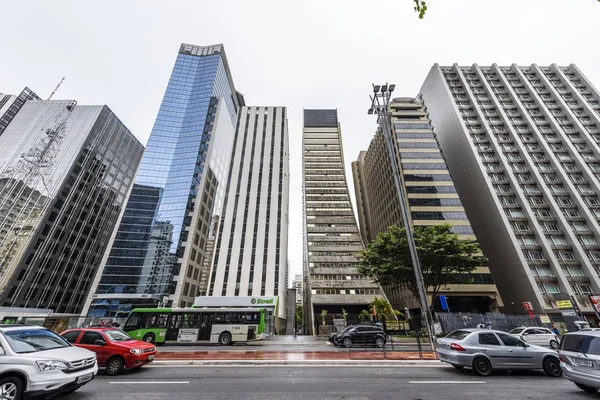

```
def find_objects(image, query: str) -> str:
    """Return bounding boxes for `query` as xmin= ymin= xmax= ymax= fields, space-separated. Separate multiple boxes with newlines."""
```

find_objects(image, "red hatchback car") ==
xmin=60 ymin=328 xmax=156 ymax=375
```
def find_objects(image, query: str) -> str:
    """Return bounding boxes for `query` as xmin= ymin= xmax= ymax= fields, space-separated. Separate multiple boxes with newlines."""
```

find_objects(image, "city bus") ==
xmin=122 ymin=307 xmax=266 ymax=345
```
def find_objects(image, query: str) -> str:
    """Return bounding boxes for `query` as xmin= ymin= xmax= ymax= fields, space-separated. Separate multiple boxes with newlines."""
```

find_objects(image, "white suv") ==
xmin=509 ymin=326 xmax=560 ymax=349
xmin=0 ymin=324 xmax=98 ymax=399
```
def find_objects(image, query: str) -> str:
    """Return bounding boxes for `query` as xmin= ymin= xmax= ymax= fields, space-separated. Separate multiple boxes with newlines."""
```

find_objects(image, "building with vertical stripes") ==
xmin=352 ymin=97 xmax=502 ymax=313
xmin=208 ymin=106 xmax=289 ymax=328
xmin=302 ymin=109 xmax=385 ymax=335
xmin=419 ymin=63 xmax=600 ymax=321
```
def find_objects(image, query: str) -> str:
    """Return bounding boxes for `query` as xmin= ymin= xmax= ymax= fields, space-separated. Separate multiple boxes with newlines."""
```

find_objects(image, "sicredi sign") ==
xmin=193 ymin=296 xmax=278 ymax=308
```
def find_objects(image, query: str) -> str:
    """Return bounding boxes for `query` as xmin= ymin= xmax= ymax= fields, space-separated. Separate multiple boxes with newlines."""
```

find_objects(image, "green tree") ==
xmin=295 ymin=305 xmax=302 ymax=326
xmin=359 ymin=309 xmax=371 ymax=322
xmin=320 ymin=309 xmax=328 ymax=326
xmin=370 ymin=297 xmax=403 ymax=321
xmin=341 ymin=308 xmax=348 ymax=325
xmin=357 ymin=223 xmax=485 ymax=308
xmin=413 ymin=0 xmax=427 ymax=19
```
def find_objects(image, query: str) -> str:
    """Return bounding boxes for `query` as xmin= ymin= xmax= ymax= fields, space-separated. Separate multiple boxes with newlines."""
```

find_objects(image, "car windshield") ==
xmin=509 ymin=328 xmax=525 ymax=334
xmin=104 ymin=330 xmax=133 ymax=342
xmin=445 ymin=330 xmax=471 ymax=340
xmin=4 ymin=329 xmax=70 ymax=354
xmin=561 ymin=334 xmax=600 ymax=355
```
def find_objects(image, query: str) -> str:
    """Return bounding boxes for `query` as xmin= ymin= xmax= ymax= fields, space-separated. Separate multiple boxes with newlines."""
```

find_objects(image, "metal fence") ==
xmin=436 ymin=312 xmax=543 ymax=334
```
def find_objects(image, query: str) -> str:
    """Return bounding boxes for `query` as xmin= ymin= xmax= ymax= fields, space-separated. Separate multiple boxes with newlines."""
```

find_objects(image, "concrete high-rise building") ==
xmin=0 ymin=88 xmax=40 ymax=136
xmin=207 ymin=106 xmax=289 ymax=326
xmin=352 ymin=97 xmax=502 ymax=313
xmin=0 ymin=100 xmax=143 ymax=314
xmin=293 ymin=274 xmax=303 ymax=305
xmin=302 ymin=109 xmax=384 ymax=334
xmin=85 ymin=43 xmax=244 ymax=316
xmin=419 ymin=63 xmax=600 ymax=320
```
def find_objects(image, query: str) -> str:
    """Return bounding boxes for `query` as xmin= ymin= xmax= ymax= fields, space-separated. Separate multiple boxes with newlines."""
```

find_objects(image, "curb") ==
xmin=151 ymin=359 xmax=441 ymax=366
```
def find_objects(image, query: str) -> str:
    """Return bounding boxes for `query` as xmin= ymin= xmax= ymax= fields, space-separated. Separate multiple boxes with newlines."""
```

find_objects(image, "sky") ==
xmin=2 ymin=0 xmax=599 ymax=286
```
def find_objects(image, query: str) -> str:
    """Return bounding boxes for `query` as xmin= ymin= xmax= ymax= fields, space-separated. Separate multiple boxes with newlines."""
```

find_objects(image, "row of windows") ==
xmin=406 ymin=186 xmax=457 ymax=194
xmin=411 ymin=211 xmax=468 ymax=220
xmin=409 ymin=198 xmax=463 ymax=207
xmin=311 ymin=274 xmax=367 ymax=280
xmin=394 ymin=123 xmax=431 ymax=130
xmin=312 ymin=288 xmax=379 ymax=295
xmin=404 ymin=174 xmax=453 ymax=182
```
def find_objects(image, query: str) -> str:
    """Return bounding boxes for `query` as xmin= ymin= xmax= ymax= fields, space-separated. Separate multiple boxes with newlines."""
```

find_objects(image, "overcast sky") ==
xmin=2 ymin=0 xmax=599 ymax=286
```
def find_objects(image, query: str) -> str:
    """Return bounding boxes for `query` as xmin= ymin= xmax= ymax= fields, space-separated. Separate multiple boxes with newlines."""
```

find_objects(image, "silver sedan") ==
xmin=436 ymin=328 xmax=562 ymax=377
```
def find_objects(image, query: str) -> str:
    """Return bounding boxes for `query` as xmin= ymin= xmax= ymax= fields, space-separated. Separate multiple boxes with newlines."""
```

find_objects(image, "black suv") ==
xmin=334 ymin=325 xmax=386 ymax=348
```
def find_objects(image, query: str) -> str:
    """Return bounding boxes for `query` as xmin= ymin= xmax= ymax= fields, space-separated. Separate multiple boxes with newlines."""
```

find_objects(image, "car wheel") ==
xmin=219 ymin=332 xmax=232 ymax=346
xmin=549 ymin=340 xmax=559 ymax=349
xmin=542 ymin=357 xmax=562 ymax=377
xmin=575 ymin=383 xmax=600 ymax=393
xmin=106 ymin=357 xmax=124 ymax=376
xmin=343 ymin=337 xmax=353 ymax=348
xmin=472 ymin=356 xmax=492 ymax=376
xmin=0 ymin=376 xmax=22 ymax=400
xmin=375 ymin=337 xmax=385 ymax=348
xmin=142 ymin=333 xmax=155 ymax=344
xmin=451 ymin=364 xmax=464 ymax=370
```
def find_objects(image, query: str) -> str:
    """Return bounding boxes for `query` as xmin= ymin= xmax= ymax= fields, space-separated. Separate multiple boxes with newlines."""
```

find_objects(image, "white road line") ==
xmin=109 ymin=381 xmax=190 ymax=384
xmin=409 ymin=381 xmax=486 ymax=384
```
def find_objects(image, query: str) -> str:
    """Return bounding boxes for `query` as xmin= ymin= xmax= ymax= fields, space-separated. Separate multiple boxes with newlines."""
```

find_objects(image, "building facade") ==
xmin=352 ymin=97 xmax=502 ymax=313
xmin=207 ymin=106 xmax=289 ymax=327
xmin=292 ymin=274 xmax=303 ymax=305
xmin=302 ymin=109 xmax=384 ymax=335
xmin=0 ymin=100 xmax=143 ymax=314
xmin=0 ymin=88 xmax=40 ymax=136
xmin=419 ymin=63 xmax=600 ymax=320
xmin=85 ymin=43 xmax=244 ymax=316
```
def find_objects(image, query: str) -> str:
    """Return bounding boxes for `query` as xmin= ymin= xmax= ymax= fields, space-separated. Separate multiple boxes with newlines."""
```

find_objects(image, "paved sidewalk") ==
xmin=155 ymin=350 xmax=436 ymax=361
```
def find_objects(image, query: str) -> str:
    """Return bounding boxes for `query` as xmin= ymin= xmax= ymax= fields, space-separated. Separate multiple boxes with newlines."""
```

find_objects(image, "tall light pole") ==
xmin=368 ymin=84 xmax=436 ymax=350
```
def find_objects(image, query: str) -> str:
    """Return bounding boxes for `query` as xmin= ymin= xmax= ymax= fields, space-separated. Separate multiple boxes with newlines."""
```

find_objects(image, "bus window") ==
xmin=143 ymin=313 xmax=169 ymax=329
xmin=124 ymin=313 xmax=141 ymax=330
xmin=182 ymin=313 xmax=201 ymax=329
xmin=246 ymin=313 xmax=260 ymax=324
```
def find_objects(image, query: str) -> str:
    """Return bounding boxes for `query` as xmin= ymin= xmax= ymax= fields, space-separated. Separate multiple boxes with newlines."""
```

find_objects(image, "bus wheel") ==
xmin=143 ymin=333 xmax=155 ymax=344
xmin=219 ymin=332 xmax=232 ymax=346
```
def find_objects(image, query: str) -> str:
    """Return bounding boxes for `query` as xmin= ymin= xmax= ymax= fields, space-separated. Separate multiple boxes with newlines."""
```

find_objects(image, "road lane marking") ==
xmin=409 ymin=381 xmax=486 ymax=384
xmin=109 ymin=381 xmax=190 ymax=384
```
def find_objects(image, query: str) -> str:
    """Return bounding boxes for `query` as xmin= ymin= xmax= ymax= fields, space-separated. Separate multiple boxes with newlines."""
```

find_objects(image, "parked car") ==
xmin=328 ymin=326 xmax=353 ymax=345
xmin=436 ymin=328 xmax=562 ymax=377
xmin=60 ymin=327 xmax=156 ymax=375
xmin=559 ymin=330 xmax=600 ymax=393
xmin=0 ymin=324 xmax=97 ymax=400
xmin=508 ymin=326 xmax=560 ymax=349
xmin=334 ymin=325 xmax=386 ymax=348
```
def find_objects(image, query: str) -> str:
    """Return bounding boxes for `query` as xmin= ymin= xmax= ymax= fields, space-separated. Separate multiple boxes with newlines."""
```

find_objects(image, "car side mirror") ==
xmin=95 ymin=340 xmax=106 ymax=346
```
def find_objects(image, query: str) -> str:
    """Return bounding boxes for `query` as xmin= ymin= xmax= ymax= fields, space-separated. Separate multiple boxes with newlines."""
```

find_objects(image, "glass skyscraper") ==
xmin=85 ymin=43 xmax=244 ymax=316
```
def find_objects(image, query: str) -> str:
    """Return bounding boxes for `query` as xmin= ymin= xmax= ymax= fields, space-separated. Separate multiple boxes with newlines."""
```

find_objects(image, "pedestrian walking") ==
xmin=550 ymin=324 xmax=560 ymax=336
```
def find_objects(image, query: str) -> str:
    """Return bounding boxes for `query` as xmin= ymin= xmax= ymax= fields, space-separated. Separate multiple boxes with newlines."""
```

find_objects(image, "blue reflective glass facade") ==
xmin=90 ymin=44 xmax=240 ymax=313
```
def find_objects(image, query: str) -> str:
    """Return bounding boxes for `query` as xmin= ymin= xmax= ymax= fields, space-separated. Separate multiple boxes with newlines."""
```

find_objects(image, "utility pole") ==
xmin=368 ymin=84 xmax=436 ymax=350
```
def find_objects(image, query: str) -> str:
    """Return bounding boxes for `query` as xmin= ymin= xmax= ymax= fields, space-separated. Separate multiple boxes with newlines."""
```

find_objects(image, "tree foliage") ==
xmin=369 ymin=296 xmax=403 ymax=320
xmin=295 ymin=305 xmax=302 ymax=326
xmin=357 ymin=223 xmax=485 ymax=306
xmin=413 ymin=0 xmax=427 ymax=19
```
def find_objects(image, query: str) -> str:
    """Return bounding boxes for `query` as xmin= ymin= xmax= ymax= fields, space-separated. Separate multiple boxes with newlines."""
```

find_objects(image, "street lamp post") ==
xmin=368 ymin=84 xmax=436 ymax=350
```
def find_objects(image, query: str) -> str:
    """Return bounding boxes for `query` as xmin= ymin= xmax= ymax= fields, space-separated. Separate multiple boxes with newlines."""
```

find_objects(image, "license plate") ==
xmin=77 ymin=373 xmax=93 ymax=384
xmin=573 ymin=358 xmax=594 ymax=367
xmin=147 ymin=355 xmax=155 ymax=361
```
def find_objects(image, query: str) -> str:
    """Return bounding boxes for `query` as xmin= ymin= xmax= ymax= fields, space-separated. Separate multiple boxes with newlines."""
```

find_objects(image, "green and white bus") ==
xmin=122 ymin=307 xmax=266 ymax=345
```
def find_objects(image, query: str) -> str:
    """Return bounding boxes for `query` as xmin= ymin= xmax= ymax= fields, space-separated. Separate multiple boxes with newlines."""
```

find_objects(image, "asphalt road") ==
xmin=63 ymin=365 xmax=591 ymax=400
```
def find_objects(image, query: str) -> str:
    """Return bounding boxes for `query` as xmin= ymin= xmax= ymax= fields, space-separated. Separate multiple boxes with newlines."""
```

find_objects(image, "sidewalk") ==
xmin=155 ymin=350 xmax=437 ymax=361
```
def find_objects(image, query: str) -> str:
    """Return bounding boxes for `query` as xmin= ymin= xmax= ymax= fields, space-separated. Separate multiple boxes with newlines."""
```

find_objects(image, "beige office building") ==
xmin=352 ymin=97 xmax=502 ymax=313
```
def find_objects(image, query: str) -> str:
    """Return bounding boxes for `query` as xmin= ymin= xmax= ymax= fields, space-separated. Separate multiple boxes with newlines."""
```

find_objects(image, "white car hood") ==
xmin=20 ymin=346 xmax=96 ymax=362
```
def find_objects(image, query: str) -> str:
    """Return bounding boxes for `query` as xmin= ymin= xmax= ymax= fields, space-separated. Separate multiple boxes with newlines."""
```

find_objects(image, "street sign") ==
xmin=523 ymin=301 xmax=533 ymax=311
xmin=561 ymin=309 xmax=577 ymax=317
xmin=557 ymin=300 xmax=573 ymax=309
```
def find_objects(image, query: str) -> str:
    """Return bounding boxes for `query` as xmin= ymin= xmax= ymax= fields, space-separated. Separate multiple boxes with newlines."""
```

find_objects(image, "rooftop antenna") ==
xmin=47 ymin=77 xmax=65 ymax=100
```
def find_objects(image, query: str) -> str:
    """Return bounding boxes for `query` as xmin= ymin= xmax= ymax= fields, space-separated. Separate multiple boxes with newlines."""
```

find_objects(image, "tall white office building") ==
xmin=420 ymin=63 xmax=600 ymax=324
xmin=207 ymin=106 xmax=289 ymax=326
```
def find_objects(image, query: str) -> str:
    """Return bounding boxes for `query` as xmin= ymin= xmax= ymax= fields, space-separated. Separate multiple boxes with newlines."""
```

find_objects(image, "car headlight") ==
xmin=36 ymin=360 xmax=69 ymax=371
xmin=130 ymin=348 xmax=144 ymax=355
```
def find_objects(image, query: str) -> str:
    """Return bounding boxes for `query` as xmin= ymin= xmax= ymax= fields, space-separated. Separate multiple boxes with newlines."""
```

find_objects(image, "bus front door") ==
xmin=198 ymin=313 xmax=215 ymax=341
xmin=166 ymin=313 xmax=183 ymax=341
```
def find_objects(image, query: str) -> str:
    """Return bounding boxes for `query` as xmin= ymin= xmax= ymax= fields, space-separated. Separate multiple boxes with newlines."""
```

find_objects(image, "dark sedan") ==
xmin=334 ymin=325 xmax=386 ymax=348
